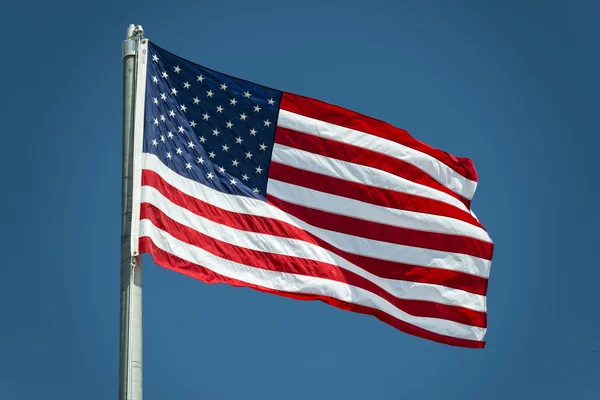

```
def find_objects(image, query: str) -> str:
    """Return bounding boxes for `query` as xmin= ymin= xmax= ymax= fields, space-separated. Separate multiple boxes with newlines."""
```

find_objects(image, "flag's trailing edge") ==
xmin=131 ymin=40 xmax=494 ymax=348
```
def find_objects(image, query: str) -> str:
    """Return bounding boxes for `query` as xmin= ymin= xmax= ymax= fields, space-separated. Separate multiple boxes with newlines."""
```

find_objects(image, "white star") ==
xmin=161 ymin=71 xmax=168 ymax=79
xmin=242 ymin=174 xmax=249 ymax=181
xmin=226 ymin=121 xmax=234 ymax=129
xmin=212 ymin=128 xmax=220 ymax=136
xmin=249 ymin=128 xmax=257 ymax=136
xmin=264 ymin=119 xmax=271 ymax=127
xmin=185 ymin=163 xmax=192 ymax=170
xmin=268 ymin=98 xmax=275 ymax=105
xmin=220 ymin=83 xmax=228 ymax=91
xmin=166 ymin=152 xmax=172 ymax=159
xmin=169 ymin=110 xmax=175 ymax=117
xmin=208 ymin=151 xmax=216 ymax=158
xmin=196 ymin=157 xmax=205 ymax=164
xmin=245 ymin=151 xmax=253 ymax=159
xmin=160 ymin=135 xmax=166 ymax=142
xmin=152 ymin=76 xmax=158 ymax=83
xmin=178 ymin=126 xmax=185 ymax=133
xmin=230 ymin=179 xmax=237 ymax=185
xmin=167 ymin=131 xmax=174 ymax=139
xmin=199 ymin=136 xmax=207 ymax=143
xmin=232 ymin=159 xmax=239 ymax=167
xmin=187 ymin=141 xmax=195 ymax=149
xmin=153 ymin=97 xmax=158 ymax=104
xmin=218 ymin=166 xmax=226 ymax=173
xmin=253 ymin=188 xmax=260 ymax=193
xmin=197 ymin=74 xmax=205 ymax=82
xmin=171 ymin=87 xmax=178 ymax=96
xmin=255 ymin=166 xmax=263 ymax=174
xmin=176 ymin=147 xmax=183 ymax=155
xmin=174 ymin=65 xmax=181 ymax=73
xmin=235 ymin=137 xmax=243 ymax=144
xmin=206 ymin=90 xmax=214 ymax=97
xmin=190 ymin=120 xmax=197 ymax=128
xmin=160 ymin=115 xmax=166 ymax=122
xmin=151 ymin=139 xmax=158 ymax=146
xmin=222 ymin=144 xmax=229 ymax=152
xmin=206 ymin=172 xmax=214 ymax=179
xmin=152 ymin=54 xmax=159 ymax=62
xmin=203 ymin=113 xmax=210 ymax=121
xmin=153 ymin=118 xmax=159 ymax=125
xmin=216 ymin=105 xmax=224 ymax=113
xmin=240 ymin=113 xmax=247 ymax=121
xmin=160 ymin=93 xmax=167 ymax=101
xmin=259 ymin=143 xmax=267 ymax=151
xmin=243 ymin=91 xmax=251 ymax=98
xmin=193 ymin=97 xmax=200 ymax=105
xmin=230 ymin=98 xmax=238 ymax=106
xmin=253 ymin=105 xmax=261 ymax=113
xmin=180 ymin=104 xmax=187 ymax=112
xmin=183 ymin=82 xmax=191 ymax=89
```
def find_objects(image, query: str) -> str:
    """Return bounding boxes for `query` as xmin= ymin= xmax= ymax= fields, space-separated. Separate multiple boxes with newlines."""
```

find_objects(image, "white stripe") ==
xmin=267 ymin=192 xmax=491 ymax=278
xmin=267 ymin=178 xmax=491 ymax=243
xmin=141 ymin=185 xmax=486 ymax=312
xmin=277 ymin=109 xmax=478 ymax=200
xmin=141 ymin=153 xmax=491 ymax=278
xmin=272 ymin=143 xmax=470 ymax=213
xmin=140 ymin=219 xmax=486 ymax=341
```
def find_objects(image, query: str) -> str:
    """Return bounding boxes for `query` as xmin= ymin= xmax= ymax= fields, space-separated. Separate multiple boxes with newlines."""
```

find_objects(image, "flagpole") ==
xmin=120 ymin=24 xmax=143 ymax=400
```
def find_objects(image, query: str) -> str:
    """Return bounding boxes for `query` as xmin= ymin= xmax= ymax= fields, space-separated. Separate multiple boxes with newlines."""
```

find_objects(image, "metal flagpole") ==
xmin=120 ymin=23 xmax=144 ymax=400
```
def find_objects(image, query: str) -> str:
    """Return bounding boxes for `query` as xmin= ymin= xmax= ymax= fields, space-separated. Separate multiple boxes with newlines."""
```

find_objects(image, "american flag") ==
xmin=134 ymin=41 xmax=494 ymax=348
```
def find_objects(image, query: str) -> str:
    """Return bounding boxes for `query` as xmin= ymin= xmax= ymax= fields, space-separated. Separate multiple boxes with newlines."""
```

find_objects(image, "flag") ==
xmin=132 ymin=40 xmax=494 ymax=348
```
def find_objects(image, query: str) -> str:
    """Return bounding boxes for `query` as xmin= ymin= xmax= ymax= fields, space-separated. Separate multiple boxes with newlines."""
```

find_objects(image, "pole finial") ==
xmin=123 ymin=24 xmax=145 ymax=59
xmin=126 ymin=24 xmax=145 ymax=40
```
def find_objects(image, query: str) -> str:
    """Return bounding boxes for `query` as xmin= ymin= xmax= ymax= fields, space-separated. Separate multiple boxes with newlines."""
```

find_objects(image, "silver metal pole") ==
xmin=120 ymin=24 xmax=143 ymax=400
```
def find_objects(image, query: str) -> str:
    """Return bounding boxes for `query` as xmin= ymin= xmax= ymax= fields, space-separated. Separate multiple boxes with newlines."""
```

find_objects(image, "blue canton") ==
xmin=143 ymin=41 xmax=282 ymax=200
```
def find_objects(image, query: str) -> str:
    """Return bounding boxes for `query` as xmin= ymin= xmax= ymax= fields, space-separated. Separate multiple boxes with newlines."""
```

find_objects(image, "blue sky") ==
xmin=1 ymin=0 xmax=598 ymax=399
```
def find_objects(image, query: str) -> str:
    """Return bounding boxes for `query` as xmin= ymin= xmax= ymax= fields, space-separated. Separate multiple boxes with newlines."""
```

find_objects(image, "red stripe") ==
xmin=280 ymin=92 xmax=478 ymax=182
xmin=266 ymin=182 xmax=492 ymax=261
xmin=269 ymin=160 xmax=487 ymax=240
xmin=139 ymin=236 xmax=485 ymax=348
xmin=141 ymin=203 xmax=487 ymax=328
xmin=142 ymin=169 xmax=488 ymax=295
xmin=275 ymin=126 xmax=472 ymax=208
